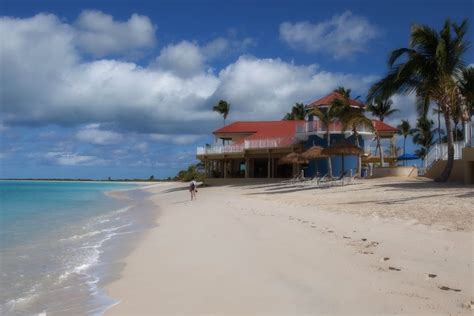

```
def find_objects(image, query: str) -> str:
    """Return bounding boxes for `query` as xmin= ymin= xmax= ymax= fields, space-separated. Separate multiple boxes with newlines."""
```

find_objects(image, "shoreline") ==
xmin=105 ymin=179 xmax=473 ymax=315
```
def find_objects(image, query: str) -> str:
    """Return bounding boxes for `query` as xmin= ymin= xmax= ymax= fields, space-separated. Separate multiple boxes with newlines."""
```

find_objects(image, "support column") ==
xmin=223 ymin=158 xmax=227 ymax=178
xmin=245 ymin=157 xmax=249 ymax=178
xmin=267 ymin=152 xmax=271 ymax=178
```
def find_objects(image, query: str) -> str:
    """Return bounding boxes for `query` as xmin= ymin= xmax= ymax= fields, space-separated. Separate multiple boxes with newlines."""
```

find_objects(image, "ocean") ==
xmin=0 ymin=180 xmax=154 ymax=315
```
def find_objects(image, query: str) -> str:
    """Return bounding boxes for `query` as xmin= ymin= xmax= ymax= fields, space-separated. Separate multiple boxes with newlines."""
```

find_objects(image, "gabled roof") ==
xmin=372 ymin=120 xmax=397 ymax=132
xmin=214 ymin=120 xmax=304 ymax=140
xmin=306 ymin=91 xmax=363 ymax=108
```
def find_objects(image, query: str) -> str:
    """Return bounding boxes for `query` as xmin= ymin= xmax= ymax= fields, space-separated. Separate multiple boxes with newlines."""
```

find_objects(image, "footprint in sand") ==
xmin=380 ymin=257 xmax=390 ymax=262
xmin=310 ymin=225 xmax=316 ymax=228
xmin=426 ymin=273 xmax=437 ymax=279
xmin=462 ymin=300 xmax=473 ymax=310
xmin=362 ymin=251 xmax=374 ymax=255
xmin=389 ymin=266 xmax=402 ymax=271
xmin=327 ymin=230 xmax=334 ymax=233
xmin=365 ymin=241 xmax=379 ymax=248
xmin=438 ymin=285 xmax=461 ymax=292
xmin=361 ymin=238 xmax=367 ymax=241
xmin=343 ymin=236 xmax=351 ymax=239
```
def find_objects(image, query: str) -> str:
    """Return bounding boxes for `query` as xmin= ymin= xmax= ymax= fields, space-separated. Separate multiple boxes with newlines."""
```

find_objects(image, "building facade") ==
xmin=197 ymin=92 xmax=398 ymax=179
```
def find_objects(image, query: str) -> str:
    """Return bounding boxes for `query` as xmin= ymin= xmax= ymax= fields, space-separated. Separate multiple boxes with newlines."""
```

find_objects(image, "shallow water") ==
xmin=0 ymin=181 xmax=154 ymax=315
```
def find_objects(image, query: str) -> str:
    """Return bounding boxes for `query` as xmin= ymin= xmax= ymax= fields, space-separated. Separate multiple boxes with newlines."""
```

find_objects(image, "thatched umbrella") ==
xmin=322 ymin=141 xmax=362 ymax=176
xmin=278 ymin=152 xmax=308 ymax=165
xmin=301 ymin=145 xmax=327 ymax=160
xmin=301 ymin=145 xmax=327 ymax=176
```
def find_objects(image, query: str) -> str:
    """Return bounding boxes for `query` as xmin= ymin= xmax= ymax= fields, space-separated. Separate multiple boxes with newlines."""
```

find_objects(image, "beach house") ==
xmin=197 ymin=91 xmax=398 ymax=180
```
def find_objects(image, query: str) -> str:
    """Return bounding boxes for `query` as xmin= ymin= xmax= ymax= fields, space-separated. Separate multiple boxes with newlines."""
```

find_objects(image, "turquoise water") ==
xmin=0 ymin=181 xmax=144 ymax=315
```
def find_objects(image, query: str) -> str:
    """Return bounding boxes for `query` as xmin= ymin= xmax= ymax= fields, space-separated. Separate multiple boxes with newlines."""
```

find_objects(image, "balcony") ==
xmin=197 ymin=137 xmax=295 ymax=156
xmin=296 ymin=120 xmax=375 ymax=135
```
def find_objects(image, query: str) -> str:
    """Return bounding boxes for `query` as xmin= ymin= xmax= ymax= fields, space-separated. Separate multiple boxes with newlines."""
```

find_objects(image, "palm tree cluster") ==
xmin=413 ymin=117 xmax=439 ymax=167
xmin=368 ymin=96 xmax=399 ymax=164
xmin=283 ymin=103 xmax=307 ymax=120
xmin=367 ymin=19 xmax=472 ymax=182
xmin=309 ymin=87 xmax=374 ymax=177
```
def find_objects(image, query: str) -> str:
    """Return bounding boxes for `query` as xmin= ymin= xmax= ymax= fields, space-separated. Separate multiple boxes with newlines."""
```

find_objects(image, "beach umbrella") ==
xmin=322 ymin=141 xmax=363 ymax=176
xmin=278 ymin=152 xmax=308 ymax=165
xmin=397 ymin=153 xmax=419 ymax=161
xmin=301 ymin=145 xmax=328 ymax=160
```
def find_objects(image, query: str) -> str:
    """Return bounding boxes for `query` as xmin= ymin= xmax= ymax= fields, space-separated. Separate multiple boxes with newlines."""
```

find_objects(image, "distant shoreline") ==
xmin=0 ymin=178 xmax=172 ymax=183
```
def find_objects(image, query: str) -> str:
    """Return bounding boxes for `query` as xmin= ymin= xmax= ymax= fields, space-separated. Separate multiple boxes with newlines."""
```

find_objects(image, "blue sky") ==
xmin=1 ymin=0 xmax=472 ymax=179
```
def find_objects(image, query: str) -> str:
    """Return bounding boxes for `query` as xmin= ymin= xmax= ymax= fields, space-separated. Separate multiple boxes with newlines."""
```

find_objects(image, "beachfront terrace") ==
xmin=295 ymin=120 xmax=375 ymax=137
xmin=196 ymin=137 xmax=296 ymax=156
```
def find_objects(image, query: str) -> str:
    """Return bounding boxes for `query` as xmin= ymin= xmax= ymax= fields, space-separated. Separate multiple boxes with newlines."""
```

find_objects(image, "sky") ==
xmin=1 ymin=0 xmax=473 ymax=179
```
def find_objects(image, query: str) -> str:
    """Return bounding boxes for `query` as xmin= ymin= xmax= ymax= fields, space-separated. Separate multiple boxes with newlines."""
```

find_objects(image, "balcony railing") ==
xmin=424 ymin=141 xmax=465 ymax=171
xmin=296 ymin=120 xmax=374 ymax=134
xmin=196 ymin=137 xmax=295 ymax=155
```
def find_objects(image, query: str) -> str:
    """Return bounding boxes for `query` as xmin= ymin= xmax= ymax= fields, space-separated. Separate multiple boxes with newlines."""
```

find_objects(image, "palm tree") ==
xmin=309 ymin=104 xmax=340 ymax=178
xmin=415 ymin=147 xmax=428 ymax=169
xmin=458 ymin=66 xmax=474 ymax=145
xmin=331 ymin=91 xmax=374 ymax=175
xmin=367 ymin=19 xmax=470 ymax=182
xmin=213 ymin=100 xmax=230 ymax=126
xmin=413 ymin=117 xmax=436 ymax=151
xmin=283 ymin=103 xmax=306 ymax=120
xmin=367 ymin=97 xmax=399 ymax=122
xmin=368 ymin=96 xmax=399 ymax=165
xmin=397 ymin=120 xmax=416 ymax=165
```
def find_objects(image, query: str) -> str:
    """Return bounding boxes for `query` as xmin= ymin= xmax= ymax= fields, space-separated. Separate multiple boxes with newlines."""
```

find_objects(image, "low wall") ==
xmin=371 ymin=166 xmax=418 ymax=178
xmin=463 ymin=147 xmax=474 ymax=184
xmin=204 ymin=178 xmax=288 ymax=186
xmin=425 ymin=160 xmax=465 ymax=182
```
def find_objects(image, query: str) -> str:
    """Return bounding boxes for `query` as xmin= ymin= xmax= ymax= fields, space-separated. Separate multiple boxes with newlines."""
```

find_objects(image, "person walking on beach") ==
xmin=189 ymin=178 xmax=197 ymax=201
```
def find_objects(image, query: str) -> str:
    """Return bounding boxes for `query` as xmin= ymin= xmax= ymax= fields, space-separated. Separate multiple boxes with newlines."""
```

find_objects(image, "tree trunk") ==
xmin=326 ymin=131 xmax=333 ymax=178
xmin=437 ymin=109 xmax=441 ymax=144
xmin=376 ymin=135 xmax=384 ymax=166
xmin=353 ymin=131 xmax=361 ymax=176
xmin=435 ymin=109 xmax=455 ymax=182
xmin=403 ymin=137 xmax=407 ymax=166
xmin=454 ymin=122 xmax=458 ymax=142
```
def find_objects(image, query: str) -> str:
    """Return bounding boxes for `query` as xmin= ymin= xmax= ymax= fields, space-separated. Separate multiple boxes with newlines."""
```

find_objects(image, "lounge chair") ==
xmin=327 ymin=171 xmax=347 ymax=187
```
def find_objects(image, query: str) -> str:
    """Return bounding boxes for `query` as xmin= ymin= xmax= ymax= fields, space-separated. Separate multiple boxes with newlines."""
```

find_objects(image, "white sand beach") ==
xmin=105 ymin=178 xmax=473 ymax=315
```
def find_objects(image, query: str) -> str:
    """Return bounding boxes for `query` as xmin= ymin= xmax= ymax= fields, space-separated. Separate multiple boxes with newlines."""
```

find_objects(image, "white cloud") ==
xmin=45 ymin=151 xmax=105 ymax=166
xmin=280 ymin=11 xmax=379 ymax=58
xmin=150 ymin=134 xmax=202 ymax=145
xmin=154 ymin=40 xmax=206 ymax=77
xmin=201 ymin=36 xmax=255 ymax=60
xmin=135 ymin=142 xmax=149 ymax=152
xmin=75 ymin=10 xmax=156 ymax=56
xmin=76 ymin=124 xmax=123 ymax=145
xmin=1 ymin=13 xmax=378 ymax=138
xmin=214 ymin=56 xmax=377 ymax=120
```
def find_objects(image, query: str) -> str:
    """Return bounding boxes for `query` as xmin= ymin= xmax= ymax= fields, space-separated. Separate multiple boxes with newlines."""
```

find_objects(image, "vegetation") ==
xmin=331 ymin=88 xmax=374 ymax=174
xmin=175 ymin=164 xmax=205 ymax=182
xmin=283 ymin=103 xmax=306 ymax=120
xmin=367 ymin=19 xmax=471 ymax=182
xmin=397 ymin=120 xmax=416 ymax=158
xmin=413 ymin=117 xmax=438 ymax=166
xmin=368 ymin=96 xmax=399 ymax=165
xmin=213 ymin=100 xmax=231 ymax=126
xmin=367 ymin=97 xmax=399 ymax=122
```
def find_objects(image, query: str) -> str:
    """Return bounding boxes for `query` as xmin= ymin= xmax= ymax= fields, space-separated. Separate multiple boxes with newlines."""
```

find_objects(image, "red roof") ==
xmin=213 ymin=119 xmax=396 ymax=142
xmin=372 ymin=120 xmax=397 ymax=132
xmin=214 ymin=121 xmax=304 ymax=141
xmin=307 ymin=91 xmax=363 ymax=108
